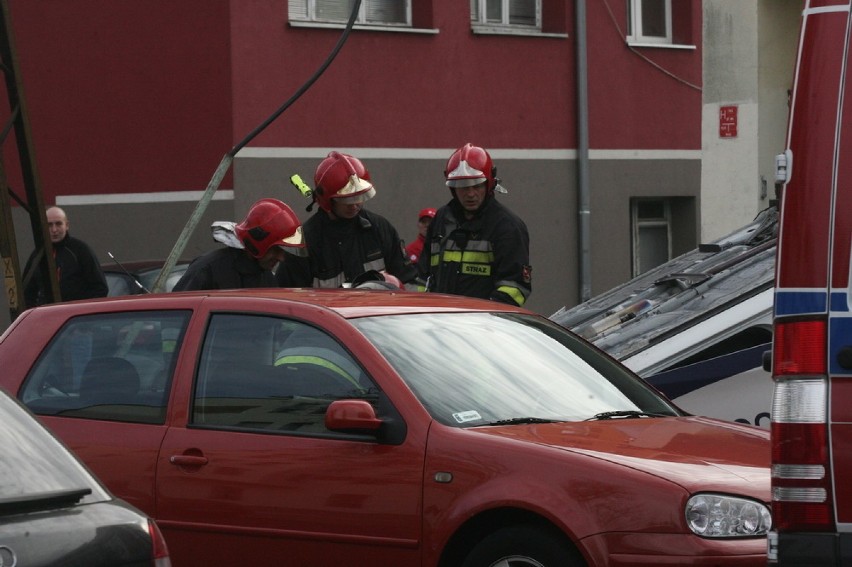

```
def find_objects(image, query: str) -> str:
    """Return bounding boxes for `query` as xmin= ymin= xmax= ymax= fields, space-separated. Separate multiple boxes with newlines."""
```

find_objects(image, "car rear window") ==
xmin=0 ymin=392 xmax=108 ymax=504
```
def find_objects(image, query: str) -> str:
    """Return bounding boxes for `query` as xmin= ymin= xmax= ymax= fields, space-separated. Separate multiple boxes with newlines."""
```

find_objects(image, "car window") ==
xmin=105 ymin=273 xmax=134 ymax=296
xmin=138 ymin=264 xmax=189 ymax=293
xmin=192 ymin=313 xmax=377 ymax=435
xmin=0 ymin=391 xmax=110 ymax=505
xmin=20 ymin=311 xmax=191 ymax=424
xmin=352 ymin=312 xmax=679 ymax=427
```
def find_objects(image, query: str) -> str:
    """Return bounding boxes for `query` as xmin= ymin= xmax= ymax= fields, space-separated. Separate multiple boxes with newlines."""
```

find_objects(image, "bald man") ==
xmin=23 ymin=206 xmax=108 ymax=307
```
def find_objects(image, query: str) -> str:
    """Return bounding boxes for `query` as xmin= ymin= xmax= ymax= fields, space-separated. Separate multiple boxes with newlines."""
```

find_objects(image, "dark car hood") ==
xmin=473 ymin=416 xmax=770 ymax=498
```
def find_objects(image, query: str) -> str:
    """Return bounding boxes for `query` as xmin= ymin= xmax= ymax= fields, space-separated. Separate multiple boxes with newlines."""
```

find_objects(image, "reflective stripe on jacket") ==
xmin=419 ymin=197 xmax=531 ymax=306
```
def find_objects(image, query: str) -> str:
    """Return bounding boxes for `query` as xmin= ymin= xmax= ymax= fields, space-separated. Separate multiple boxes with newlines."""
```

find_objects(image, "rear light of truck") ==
xmin=771 ymin=318 xmax=835 ymax=531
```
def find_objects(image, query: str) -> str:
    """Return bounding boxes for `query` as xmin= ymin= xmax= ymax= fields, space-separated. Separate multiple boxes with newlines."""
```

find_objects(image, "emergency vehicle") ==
xmin=768 ymin=0 xmax=852 ymax=564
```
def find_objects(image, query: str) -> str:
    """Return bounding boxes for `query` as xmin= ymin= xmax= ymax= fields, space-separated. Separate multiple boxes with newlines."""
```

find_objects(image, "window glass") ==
xmin=472 ymin=0 xmax=540 ymax=28
xmin=628 ymin=0 xmax=671 ymax=43
xmin=20 ymin=311 xmax=190 ymax=424
xmin=0 ymin=392 xmax=109 ymax=505
xmin=192 ymin=314 xmax=378 ymax=435
xmin=640 ymin=0 xmax=667 ymax=37
xmin=352 ymin=312 xmax=677 ymax=427
xmin=290 ymin=0 xmax=410 ymax=26
xmin=632 ymin=198 xmax=672 ymax=276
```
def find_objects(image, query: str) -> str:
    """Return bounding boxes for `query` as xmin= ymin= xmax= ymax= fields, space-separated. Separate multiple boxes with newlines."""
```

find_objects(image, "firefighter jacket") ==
xmin=172 ymin=247 xmax=278 ymax=291
xmin=418 ymin=197 xmax=531 ymax=306
xmin=277 ymin=209 xmax=416 ymax=288
xmin=23 ymin=233 xmax=108 ymax=307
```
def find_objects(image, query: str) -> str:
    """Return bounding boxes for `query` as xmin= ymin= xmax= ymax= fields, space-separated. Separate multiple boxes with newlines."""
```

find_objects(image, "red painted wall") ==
xmin=229 ymin=1 xmax=700 ymax=151
xmin=4 ymin=0 xmax=701 ymax=204
xmin=5 ymin=0 xmax=233 ymax=204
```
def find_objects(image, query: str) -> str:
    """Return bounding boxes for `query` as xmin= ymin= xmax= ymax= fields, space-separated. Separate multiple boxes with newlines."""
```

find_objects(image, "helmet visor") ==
xmin=446 ymin=160 xmax=487 ymax=188
xmin=281 ymin=225 xmax=305 ymax=247
xmin=276 ymin=226 xmax=308 ymax=257
xmin=332 ymin=175 xmax=376 ymax=205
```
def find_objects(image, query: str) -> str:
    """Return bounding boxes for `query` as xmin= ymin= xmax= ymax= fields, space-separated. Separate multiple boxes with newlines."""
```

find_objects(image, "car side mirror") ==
xmin=325 ymin=400 xmax=383 ymax=432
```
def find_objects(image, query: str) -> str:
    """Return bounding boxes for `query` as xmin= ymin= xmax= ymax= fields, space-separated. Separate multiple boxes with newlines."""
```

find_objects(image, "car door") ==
xmin=16 ymin=309 xmax=192 ymax=515
xmin=155 ymin=307 xmax=427 ymax=566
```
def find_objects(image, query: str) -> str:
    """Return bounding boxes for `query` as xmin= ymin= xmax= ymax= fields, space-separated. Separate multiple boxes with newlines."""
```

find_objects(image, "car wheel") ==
xmin=461 ymin=525 xmax=584 ymax=567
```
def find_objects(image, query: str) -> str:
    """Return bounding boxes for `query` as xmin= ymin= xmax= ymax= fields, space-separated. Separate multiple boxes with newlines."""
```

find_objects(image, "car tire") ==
xmin=460 ymin=524 xmax=584 ymax=567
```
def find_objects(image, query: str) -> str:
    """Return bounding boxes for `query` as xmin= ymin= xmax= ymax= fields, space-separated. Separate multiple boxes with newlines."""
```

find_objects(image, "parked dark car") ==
xmin=102 ymin=260 xmax=190 ymax=296
xmin=0 ymin=388 xmax=170 ymax=566
xmin=0 ymin=289 xmax=771 ymax=566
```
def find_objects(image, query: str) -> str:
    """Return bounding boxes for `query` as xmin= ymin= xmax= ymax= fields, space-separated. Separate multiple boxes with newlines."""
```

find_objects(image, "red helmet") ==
xmin=445 ymin=143 xmax=497 ymax=193
xmin=234 ymin=198 xmax=305 ymax=258
xmin=418 ymin=207 xmax=437 ymax=220
xmin=313 ymin=152 xmax=376 ymax=212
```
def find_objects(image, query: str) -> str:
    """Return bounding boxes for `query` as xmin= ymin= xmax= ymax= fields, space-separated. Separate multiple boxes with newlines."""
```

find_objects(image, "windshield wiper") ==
xmin=0 ymin=487 xmax=92 ymax=516
xmin=587 ymin=410 xmax=668 ymax=421
xmin=482 ymin=417 xmax=562 ymax=426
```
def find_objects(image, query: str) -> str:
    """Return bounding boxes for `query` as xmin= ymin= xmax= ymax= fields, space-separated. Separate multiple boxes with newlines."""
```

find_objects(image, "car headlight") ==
xmin=685 ymin=494 xmax=772 ymax=537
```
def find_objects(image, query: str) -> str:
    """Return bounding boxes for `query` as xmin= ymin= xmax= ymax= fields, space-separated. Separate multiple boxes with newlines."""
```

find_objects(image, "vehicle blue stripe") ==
xmin=646 ymin=343 xmax=770 ymax=399
xmin=830 ymin=291 xmax=851 ymax=313
xmin=775 ymin=290 xmax=828 ymax=316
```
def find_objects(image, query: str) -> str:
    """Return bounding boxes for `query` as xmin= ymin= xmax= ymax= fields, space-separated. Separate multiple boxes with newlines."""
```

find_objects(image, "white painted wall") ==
xmin=702 ymin=0 xmax=760 ymax=243
xmin=701 ymin=0 xmax=799 ymax=243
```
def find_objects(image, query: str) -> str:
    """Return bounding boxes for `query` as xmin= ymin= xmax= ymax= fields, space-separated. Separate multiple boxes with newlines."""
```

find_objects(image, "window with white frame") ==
xmin=289 ymin=0 xmax=411 ymax=27
xmin=631 ymin=198 xmax=672 ymax=276
xmin=471 ymin=0 xmax=540 ymax=30
xmin=627 ymin=0 xmax=671 ymax=44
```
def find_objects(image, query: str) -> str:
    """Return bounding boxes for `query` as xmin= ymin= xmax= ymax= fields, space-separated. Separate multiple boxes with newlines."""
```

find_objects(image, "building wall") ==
xmin=700 ymin=0 xmax=799 ymax=243
xmin=3 ymin=0 xmax=704 ymax=325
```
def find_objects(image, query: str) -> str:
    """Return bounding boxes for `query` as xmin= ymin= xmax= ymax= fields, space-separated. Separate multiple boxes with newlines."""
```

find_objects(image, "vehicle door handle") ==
xmin=169 ymin=455 xmax=209 ymax=467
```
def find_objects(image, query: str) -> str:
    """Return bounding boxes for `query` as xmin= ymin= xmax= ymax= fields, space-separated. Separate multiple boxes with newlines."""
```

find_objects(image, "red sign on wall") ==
xmin=720 ymin=105 xmax=738 ymax=138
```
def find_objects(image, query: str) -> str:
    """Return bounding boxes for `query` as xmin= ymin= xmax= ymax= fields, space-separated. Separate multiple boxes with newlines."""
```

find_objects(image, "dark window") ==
xmin=191 ymin=313 xmax=378 ymax=435
xmin=20 ymin=311 xmax=190 ymax=424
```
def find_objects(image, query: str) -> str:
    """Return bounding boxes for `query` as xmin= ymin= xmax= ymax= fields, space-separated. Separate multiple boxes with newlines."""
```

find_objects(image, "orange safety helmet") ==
xmin=234 ymin=198 xmax=305 ymax=258
xmin=313 ymin=151 xmax=376 ymax=212
xmin=444 ymin=143 xmax=498 ymax=192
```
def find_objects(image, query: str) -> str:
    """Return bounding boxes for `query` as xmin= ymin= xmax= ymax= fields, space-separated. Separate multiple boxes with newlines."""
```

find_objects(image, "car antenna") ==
xmin=107 ymin=252 xmax=150 ymax=293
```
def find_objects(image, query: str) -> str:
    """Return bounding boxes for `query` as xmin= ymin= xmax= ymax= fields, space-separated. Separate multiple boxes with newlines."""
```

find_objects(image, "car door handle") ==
xmin=169 ymin=455 xmax=209 ymax=467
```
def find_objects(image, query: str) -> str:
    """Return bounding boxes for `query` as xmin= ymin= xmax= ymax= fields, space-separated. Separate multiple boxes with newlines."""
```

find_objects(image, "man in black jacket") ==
xmin=277 ymin=151 xmax=415 ymax=288
xmin=23 ymin=206 xmax=108 ymax=307
xmin=173 ymin=199 xmax=305 ymax=291
xmin=418 ymin=143 xmax=532 ymax=307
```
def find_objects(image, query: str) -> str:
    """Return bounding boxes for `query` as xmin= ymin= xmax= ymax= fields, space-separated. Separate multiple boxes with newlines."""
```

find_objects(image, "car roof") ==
xmin=550 ymin=206 xmax=777 ymax=364
xmin=24 ymin=288 xmax=530 ymax=320
xmin=101 ymin=260 xmax=190 ymax=273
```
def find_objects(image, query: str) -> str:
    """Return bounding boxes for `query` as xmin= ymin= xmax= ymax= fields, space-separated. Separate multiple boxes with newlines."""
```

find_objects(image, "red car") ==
xmin=0 ymin=289 xmax=771 ymax=566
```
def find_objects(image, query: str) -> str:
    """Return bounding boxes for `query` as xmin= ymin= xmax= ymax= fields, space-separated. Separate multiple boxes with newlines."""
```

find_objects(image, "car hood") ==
xmin=473 ymin=416 xmax=770 ymax=498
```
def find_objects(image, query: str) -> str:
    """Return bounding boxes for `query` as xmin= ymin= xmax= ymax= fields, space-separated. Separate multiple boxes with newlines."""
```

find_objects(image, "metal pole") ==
xmin=575 ymin=0 xmax=592 ymax=303
xmin=0 ymin=0 xmax=59 ymax=315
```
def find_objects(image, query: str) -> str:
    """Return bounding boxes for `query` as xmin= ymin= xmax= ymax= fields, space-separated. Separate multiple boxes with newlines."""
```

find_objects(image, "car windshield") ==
xmin=0 ymin=392 xmax=108 ymax=505
xmin=352 ymin=312 xmax=680 ymax=427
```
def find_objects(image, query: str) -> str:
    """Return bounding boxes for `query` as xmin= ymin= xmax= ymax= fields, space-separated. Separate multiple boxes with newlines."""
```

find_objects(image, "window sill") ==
xmin=627 ymin=41 xmax=696 ymax=50
xmin=288 ymin=20 xmax=439 ymax=34
xmin=472 ymin=26 xmax=567 ymax=39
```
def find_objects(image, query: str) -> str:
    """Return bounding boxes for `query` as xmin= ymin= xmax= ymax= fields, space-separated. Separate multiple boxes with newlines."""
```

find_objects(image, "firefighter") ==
xmin=277 ymin=151 xmax=416 ymax=288
xmin=418 ymin=143 xmax=532 ymax=306
xmin=173 ymin=198 xmax=305 ymax=291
